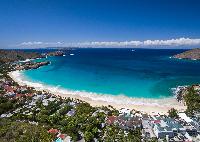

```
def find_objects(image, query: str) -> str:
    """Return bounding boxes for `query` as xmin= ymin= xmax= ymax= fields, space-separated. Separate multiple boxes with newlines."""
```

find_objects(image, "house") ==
xmin=153 ymin=118 xmax=186 ymax=139
xmin=15 ymin=93 xmax=25 ymax=98
xmin=170 ymin=132 xmax=192 ymax=142
xmin=190 ymin=118 xmax=200 ymax=134
xmin=4 ymin=85 xmax=15 ymax=92
xmin=42 ymin=99 xmax=49 ymax=106
xmin=26 ymin=93 xmax=33 ymax=97
xmin=0 ymin=113 xmax=13 ymax=118
xmin=153 ymin=123 xmax=174 ymax=138
xmin=55 ymin=137 xmax=63 ymax=142
xmin=0 ymin=114 xmax=7 ymax=118
xmin=5 ymin=91 xmax=15 ymax=97
xmin=48 ymin=128 xmax=59 ymax=135
xmin=56 ymin=134 xmax=70 ymax=142
xmin=178 ymin=113 xmax=192 ymax=123
xmin=117 ymin=115 xmax=142 ymax=130
xmin=183 ymin=125 xmax=197 ymax=136
xmin=142 ymin=119 xmax=156 ymax=138
xmin=119 ymin=108 xmax=131 ymax=116
xmin=68 ymin=102 xmax=76 ymax=107
xmin=106 ymin=116 xmax=116 ymax=125
xmin=67 ymin=109 xmax=75 ymax=117
xmin=178 ymin=114 xmax=198 ymax=136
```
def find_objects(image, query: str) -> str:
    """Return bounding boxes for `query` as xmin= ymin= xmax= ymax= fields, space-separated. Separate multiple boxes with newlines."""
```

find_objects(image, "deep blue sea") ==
xmin=22 ymin=48 xmax=200 ymax=99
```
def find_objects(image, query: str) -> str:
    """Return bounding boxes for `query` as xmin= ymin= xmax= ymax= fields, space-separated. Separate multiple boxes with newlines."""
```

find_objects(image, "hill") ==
xmin=173 ymin=48 xmax=200 ymax=60
xmin=0 ymin=50 xmax=43 ymax=64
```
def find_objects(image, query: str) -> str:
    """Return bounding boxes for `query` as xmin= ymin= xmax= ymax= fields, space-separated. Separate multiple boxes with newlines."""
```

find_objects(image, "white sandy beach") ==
xmin=8 ymin=70 xmax=187 ymax=115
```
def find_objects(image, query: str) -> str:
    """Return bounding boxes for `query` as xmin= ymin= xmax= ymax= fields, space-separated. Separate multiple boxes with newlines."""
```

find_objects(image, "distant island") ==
xmin=45 ymin=50 xmax=64 ymax=56
xmin=173 ymin=48 xmax=200 ymax=60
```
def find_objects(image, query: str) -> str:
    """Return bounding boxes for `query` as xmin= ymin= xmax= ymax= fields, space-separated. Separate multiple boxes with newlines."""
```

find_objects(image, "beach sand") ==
xmin=8 ymin=70 xmax=187 ymax=115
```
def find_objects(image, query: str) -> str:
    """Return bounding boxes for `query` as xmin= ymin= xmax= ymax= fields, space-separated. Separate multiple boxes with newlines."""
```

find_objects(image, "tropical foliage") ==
xmin=184 ymin=86 xmax=200 ymax=116
xmin=0 ymin=119 xmax=53 ymax=142
xmin=168 ymin=108 xmax=178 ymax=118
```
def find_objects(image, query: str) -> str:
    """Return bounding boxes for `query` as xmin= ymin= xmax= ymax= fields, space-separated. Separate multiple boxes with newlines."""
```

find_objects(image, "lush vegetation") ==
xmin=168 ymin=108 xmax=178 ymax=118
xmin=184 ymin=87 xmax=200 ymax=116
xmin=0 ymin=90 xmax=142 ymax=141
xmin=0 ymin=49 xmax=42 ymax=64
xmin=0 ymin=119 xmax=53 ymax=142
xmin=0 ymin=96 xmax=18 ymax=115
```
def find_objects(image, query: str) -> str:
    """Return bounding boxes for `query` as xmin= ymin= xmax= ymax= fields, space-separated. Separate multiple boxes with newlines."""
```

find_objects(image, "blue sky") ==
xmin=0 ymin=0 xmax=200 ymax=48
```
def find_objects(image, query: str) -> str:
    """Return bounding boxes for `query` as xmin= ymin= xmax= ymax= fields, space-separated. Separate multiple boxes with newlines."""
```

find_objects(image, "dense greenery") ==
xmin=3 ymin=95 xmax=142 ymax=141
xmin=168 ymin=108 xmax=178 ymax=118
xmin=184 ymin=87 xmax=200 ymax=116
xmin=0 ymin=96 xmax=17 ymax=115
xmin=0 ymin=49 xmax=42 ymax=64
xmin=0 ymin=119 xmax=53 ymax=142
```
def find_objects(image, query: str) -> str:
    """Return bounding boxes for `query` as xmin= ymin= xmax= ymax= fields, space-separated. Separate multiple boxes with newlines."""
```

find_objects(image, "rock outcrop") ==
xmin=173 ymin=48 xmax=200 ymax=60
xmin=14 ymin=61 xmax=50 ymax=70
xmin=46 ymin=51 xmax=64 ymax=56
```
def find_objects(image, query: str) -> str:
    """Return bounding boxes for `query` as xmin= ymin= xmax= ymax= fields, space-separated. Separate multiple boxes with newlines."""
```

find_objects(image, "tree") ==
xmin=184 ymin=86 xmax=200 ymax=116
xmin=84 ymin=131 xmax=94 ymax=142
xmin=0 ymin=119 xmax=53 ymax=142
xmin=168 ymin=108 xmax=178 ymax=118
xmin=59 ymin=105 xmax=72 ymax=115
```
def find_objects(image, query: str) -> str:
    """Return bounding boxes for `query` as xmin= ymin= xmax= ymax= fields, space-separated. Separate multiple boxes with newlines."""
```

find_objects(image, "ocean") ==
xmin=21 ymin=48 xmax=200 ymax=99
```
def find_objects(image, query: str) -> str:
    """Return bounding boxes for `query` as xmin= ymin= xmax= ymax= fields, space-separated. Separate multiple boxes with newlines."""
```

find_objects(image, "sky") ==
xmin=0 ymin=0 xmax=200 ymax=48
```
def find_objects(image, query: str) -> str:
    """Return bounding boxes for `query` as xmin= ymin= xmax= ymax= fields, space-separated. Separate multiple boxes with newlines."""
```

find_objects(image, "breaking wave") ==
xmin=8 ymin=70 xmax=181 ymax=108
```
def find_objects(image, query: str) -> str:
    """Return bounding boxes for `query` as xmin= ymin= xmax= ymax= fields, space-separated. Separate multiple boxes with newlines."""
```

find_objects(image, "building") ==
xmin=153 ymin=117 xmax=186 ymax=139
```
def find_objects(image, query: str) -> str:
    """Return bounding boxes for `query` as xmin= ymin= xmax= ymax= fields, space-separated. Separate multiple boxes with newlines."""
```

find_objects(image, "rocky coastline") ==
xmin=172 ymin=84 xmax=200 ymax=104
xmin=172 ymin=85 xmax=188 ymax=103
xmin=173 ymin=48 xmax=200 ymax=60
xmin=45 ymin=51 xmax=64 ymax=57
xmin=12 ymin=61 xmax=50 ymax=71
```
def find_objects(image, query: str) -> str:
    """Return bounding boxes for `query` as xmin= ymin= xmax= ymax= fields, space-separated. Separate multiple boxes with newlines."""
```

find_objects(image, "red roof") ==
xmin=4 ymin=85 xmax=14 ymax=92
xmin=59 ymin=134 xmax=66 ymax=139
xmin=107 ymin=116 xmax=116 ymax=125
xmin=154 ymin=120 xmax=161 ymax=124
xmin=16 ymin=94 xmax=24 ymax=98
xmin=48 ymin=128 xmax=59 ymax=134
xmin=26 ymin=93 xmax=33 ymax=97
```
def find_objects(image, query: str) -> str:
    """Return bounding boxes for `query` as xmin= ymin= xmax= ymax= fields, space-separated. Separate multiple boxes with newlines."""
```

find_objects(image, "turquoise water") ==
xmin=22 ymin=48 xmax=200 ymax=99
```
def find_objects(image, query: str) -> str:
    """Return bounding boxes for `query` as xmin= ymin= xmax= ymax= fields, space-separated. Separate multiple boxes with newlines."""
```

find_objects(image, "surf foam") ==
xmin=8 ymin=70 xmax=183 ymax=109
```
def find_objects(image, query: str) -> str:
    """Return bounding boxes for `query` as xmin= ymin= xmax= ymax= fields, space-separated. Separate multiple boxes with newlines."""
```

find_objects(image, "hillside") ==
xmin=0 ymin=50 xmax=43 ymax=64
xmin=173 ymin=48 xmax=200 ymax=60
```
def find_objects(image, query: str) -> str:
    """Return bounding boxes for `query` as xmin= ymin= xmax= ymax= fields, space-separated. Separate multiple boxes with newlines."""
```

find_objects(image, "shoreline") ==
xmin=8 ymin=70 xmax=187 ymax=115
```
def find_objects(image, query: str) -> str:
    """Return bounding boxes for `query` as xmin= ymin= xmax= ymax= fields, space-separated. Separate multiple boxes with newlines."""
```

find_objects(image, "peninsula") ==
xmin=0 ymin=49 xmax=43 ymax=63
xmin=173 ymin=48 xmax=200 ymax=60
xmin=45 ymin=51 xmax=64 ymax=56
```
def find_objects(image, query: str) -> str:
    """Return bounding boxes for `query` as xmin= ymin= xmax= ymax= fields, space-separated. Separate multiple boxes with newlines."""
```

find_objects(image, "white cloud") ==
xmin=76 ymin=40 xmax=143 ymax=47
xmin=18 ymin=41 xmax=63 ymax=47
xmin=143 ymin=38 xmax=200 ymax=46
xmin=76 ymin=38 xmax=200 ymax=47
xmin=17 ymin=38 xmax=200 ymax=48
